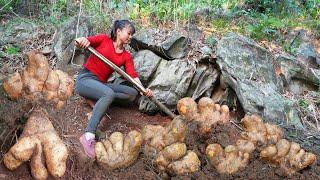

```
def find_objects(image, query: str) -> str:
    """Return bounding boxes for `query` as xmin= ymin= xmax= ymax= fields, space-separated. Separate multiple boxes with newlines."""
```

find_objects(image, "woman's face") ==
xmin=117 ymin=26 xmax=133 ymax=45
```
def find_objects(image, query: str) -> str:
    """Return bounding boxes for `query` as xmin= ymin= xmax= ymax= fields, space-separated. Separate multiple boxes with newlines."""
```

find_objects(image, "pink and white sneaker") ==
xmin=79 ymin=134 xmax=96 ymax=158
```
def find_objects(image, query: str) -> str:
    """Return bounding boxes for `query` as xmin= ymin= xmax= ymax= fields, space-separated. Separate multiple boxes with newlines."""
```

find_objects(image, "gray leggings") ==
xmin=76 ymin=68 xmax=138 ymax=133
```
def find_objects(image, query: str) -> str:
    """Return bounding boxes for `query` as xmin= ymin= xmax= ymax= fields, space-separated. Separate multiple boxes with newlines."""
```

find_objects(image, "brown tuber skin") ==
xmin=21 ymin=51 xmax=49 ymax=100
xmin=142 ymin=117 xmax=200 ymax=175
xmin=95 ymin=130 xmax=143 ymax=170
xmin=155 ymin=143 xmax=187 ymax=171
xmin=155 ymin=143 xmax=201 ymax=175
xmin=177 ymin=97 xmax=230 ymax=134
xmin=3 ymin=72 xmax=23 ymax=100
xmin=260 ymin=139 xmax=317 ymax=175
xmin=3 ymin=50 xmax=74 ymax=109
xmin=206 ymin=114 xmax=316 ymax=175
xmin=206 ymin=144 xmax=250 ymax=174
xmin=3 ymin=109 xmax=68 ymax=180
xmin=142 ymin=116 xmax=187 ymax=157
xmin=240 ymin=114 xmax=283 ymax=146
xmin=177 ymin=97 xmax=198 ymax=121
xmin=167 ymin=150 xmax=201 ymax=175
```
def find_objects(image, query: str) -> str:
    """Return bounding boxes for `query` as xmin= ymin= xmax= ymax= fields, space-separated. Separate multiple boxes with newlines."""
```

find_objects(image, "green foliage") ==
xmin=247 ymin=15 xmax=285 ymax=41
xmin=298 ymin=99 xmax=310 ymax=110
xmin=212 ymin=18 xmax=229 ymax=30
xmin=0 ymin=0 xmax=20 ymax=13
xmin=4 ymin=46 xmax=20 ymax=55
xmin=83 ymin=0 xmax=112 ymax=33
xmin=125 ymin=0 xmax=218 ymax=22
xmin=2 ymin=0 xmax=319 ymax=45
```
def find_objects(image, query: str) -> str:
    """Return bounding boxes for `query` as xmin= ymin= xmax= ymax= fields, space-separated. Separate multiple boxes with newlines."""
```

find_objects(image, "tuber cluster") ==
xmin=260 ymin=139 xmax=317 ymax=175
xmin=142 ymin=116 xmax=187 ymax=157
xmin=3 ymin=50 xmax=74 ymax=109
xmin=95 ymin=130 xmax=143 ymax=170
xmin=142 ymin=117 xmax=201 ymax=175
xmin=154 ymin=142 xmax=201 ymax=176
xmin=206 ymin=114 xmax=316 ymax=175
xmin=206 ymin=143 xmax=250 ymax=174
xmin=4 ymin=109 xmax=68 ymax=180
xmin=177 ymin=97 xmax=230 ymax=134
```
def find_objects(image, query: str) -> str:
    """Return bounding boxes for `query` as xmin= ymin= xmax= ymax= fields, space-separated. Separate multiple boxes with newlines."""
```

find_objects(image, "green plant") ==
xmin=247 ymin=15 xmax=284 ymax=41
xmin=5 ymin=46 xmax=20 ymax=55
xmin=0 ymin=0 xmax=20 ymax=13
xmin=212 ymin=18 xmax=229 ymax=30
xmin=298 ymin=99 xmax=310 ymax=109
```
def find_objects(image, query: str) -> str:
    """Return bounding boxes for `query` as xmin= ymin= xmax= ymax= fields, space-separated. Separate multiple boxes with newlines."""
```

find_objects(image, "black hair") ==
xmin=110 ymin=20 xmax=135 ymax=41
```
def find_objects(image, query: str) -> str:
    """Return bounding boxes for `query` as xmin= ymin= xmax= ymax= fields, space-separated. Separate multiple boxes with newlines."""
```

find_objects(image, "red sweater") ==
xmin=84 ymin=34 xmax=138 ymax=82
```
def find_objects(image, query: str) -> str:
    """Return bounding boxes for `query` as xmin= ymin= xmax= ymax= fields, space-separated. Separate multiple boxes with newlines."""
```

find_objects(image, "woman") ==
xmin=75 ymin=20 xmax=152 ymax=158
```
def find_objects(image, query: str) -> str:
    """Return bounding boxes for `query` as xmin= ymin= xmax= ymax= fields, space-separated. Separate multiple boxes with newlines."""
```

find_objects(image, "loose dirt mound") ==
xmin=0 ymin=92 xmax=319 ymax=179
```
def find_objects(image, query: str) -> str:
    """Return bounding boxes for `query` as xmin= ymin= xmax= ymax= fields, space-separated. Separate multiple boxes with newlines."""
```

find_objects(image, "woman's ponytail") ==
xmin=110 ymin=20 xmax=135 ymax=41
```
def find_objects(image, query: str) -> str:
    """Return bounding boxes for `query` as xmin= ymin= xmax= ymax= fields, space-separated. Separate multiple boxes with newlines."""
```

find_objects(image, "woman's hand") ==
xmin=144 ymin=88 xmax=153 ymax=97
xmin=134 ymin=78 xmax=153 ymax=97
xmin=75 ymin=37 xmax=90 ymax=48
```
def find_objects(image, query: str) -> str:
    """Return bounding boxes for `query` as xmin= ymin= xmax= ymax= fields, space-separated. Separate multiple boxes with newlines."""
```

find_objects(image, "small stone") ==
xmin=200 ymin=46 xmax=213 ymax=55
xmin=41 ymin=46 xmax=52 ymax=55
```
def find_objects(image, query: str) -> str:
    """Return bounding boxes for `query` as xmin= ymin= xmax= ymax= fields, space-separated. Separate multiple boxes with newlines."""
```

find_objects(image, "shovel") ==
xmin=78 ymin=43 xmax=176 ymax=119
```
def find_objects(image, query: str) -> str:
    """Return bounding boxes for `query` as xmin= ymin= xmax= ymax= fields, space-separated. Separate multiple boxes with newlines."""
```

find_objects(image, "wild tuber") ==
xmin=3 ymin=109 xmax=68 ymax=180
xmin=3 ymin=50 xmax=74 ymax=109
xmin=95 ymin=130 xmax=142 ymax=170
xmin=142 ymin=116 xmax=187 ymax=157
xmin=206 ymin=114 xmax=317 ymax=175
xmin=155 ymin=143 xmax=200 ymax=175
xmin=177 ymin=97 xmax=230 ymax=134
xmin=240 ymin=114 xmax=282 ymax=145
xmin=3 ymin=72 xmax=23 ymax=100
xmin=142 ymin=117 xmax=200 ymax=175
xmin=206 ymin=144 xmax=250 ymax=174
xmin=260 ymin=139 xmax=317 ymax=175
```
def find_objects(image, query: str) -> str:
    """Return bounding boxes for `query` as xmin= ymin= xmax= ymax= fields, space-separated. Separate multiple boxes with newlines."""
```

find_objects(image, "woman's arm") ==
xmin=75 ymin=34 xmax=107 ymax=48
xmin=124 ymin=53 xmax=153 ymax=97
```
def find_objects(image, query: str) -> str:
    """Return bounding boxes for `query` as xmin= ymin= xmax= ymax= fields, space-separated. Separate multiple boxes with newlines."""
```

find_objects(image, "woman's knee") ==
xmin=97 ymin=90 xmax=115 ymax=107
xmin=128 ymin=89 xmax=138 ymax=101
xmin=101 ymin=88 xmax=115 ymax=100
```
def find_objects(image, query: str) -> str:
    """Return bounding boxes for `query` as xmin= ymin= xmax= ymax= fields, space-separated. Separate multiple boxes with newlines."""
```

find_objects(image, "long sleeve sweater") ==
xmin=83 ymin=34 xmax=138 ymax=82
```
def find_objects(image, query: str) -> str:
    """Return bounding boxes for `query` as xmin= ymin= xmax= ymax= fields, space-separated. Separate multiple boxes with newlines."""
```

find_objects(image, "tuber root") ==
xmin=3 ymin=109 xmax=68 ymax=180
xmin=260 ymin=139 xmax=317 ymax=175
xmin=166 ymin=150 xmax=201 ymax=175
xmin=142 ymin=117 xmax=200 ymax=175
xmin=240 ymin=114 xmax=282 ymax=146
xmin=3 ymin=72 xmax=23 ymax=100
xmin=155 ymin=143 xmax=200 ymax=176
xmin=95 ymin=130 xmax=142 ymax=170
xmin=206 ymin=144 xmax=250 ymax=174
xmin=3 ymin=50 xmax=74 ymax=109
xmin=177 ymin=97 xmax=230 ymax=134
xmin=142 ymin=116 xmax=187 ymax=157
xmin=206 ymin=114 xmax=317 ymax=175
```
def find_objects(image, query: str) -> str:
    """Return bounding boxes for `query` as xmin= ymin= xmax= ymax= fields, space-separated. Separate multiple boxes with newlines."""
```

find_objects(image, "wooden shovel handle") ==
xmin=77 ymin=41 xmax=176 ymax=119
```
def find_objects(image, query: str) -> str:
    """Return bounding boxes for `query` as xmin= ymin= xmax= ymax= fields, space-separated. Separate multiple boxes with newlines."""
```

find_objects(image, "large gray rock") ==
xmin=139 ymin=59 xmax=195 ymax=114
xmin=287 ymin=29 xmax=320 ymax=66
xmin=53 ymin=16 xmax=93 ymax=70
xmin=275 ymin=54 xmax=319 ymax=94
xmin=217 ymin=33 xmax=302 ymax=128
xmin=130 ymin=29 xmax=188 ymax=60
xmin=133 ymin=50 xmax=162 ymax=85
xmin=186 ymin=63 xmax=219 ymax=99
